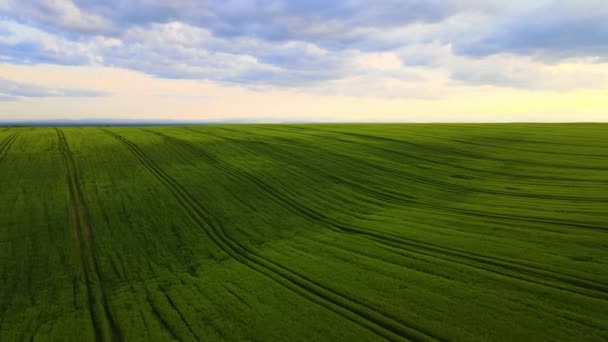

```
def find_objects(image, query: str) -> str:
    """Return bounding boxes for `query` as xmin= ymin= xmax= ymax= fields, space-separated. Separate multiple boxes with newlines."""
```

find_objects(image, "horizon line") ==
xmin=1 ymin=119 xmax=607 ymax=127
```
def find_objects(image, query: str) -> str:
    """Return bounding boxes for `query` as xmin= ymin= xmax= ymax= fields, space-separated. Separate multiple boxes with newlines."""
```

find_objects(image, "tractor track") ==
xmin=243 ymin=125 xmax=608 ymax=202
xmin=102 ymin=128 xmax=437 ymax=342
xmin=170 ymin=128 xmax=608 ymax=301
xmin=0 ymin=133 xmax=18 ymax=164
xmin=197 ymin=126 xmax=608 ymax=231
xmin=220 ymin=125 xmax=608 ymax=184
xmin=56 ymin=129 xmax=122 ymax=342
xmin=285 ymin=125 xmax=608 ymax=171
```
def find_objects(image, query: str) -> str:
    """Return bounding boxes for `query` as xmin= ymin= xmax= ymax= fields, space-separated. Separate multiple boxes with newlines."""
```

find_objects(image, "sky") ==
xmin=0 ymin=0 xmax=607 ymax=122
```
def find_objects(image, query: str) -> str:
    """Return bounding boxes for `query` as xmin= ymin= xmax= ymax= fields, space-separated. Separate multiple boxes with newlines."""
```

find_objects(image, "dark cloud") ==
xmin=0 ymin=78 xmax=110 ymax=98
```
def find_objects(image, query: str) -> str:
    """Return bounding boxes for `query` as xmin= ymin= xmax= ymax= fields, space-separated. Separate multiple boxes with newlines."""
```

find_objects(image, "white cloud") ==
xmin=0 ymin=77 xmax=109 ymax=98
xmin=0 ymin=1 xmax=607 ymax=122
xmin=3 ymin=0 xmax=109 ymax=33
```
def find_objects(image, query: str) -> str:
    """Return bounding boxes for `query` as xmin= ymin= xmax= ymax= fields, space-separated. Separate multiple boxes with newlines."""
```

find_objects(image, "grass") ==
xmin=0 ymin=123 xmax=606 ymax=341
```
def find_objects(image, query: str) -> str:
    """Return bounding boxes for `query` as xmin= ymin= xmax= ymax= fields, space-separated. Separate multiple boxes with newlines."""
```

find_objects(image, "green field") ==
xmin=0 ymin=124 xmax=607 ymax=341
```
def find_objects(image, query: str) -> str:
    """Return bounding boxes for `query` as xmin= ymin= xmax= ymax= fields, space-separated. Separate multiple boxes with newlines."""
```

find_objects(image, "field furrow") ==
xmin=172 ymin=127 xmax=608 ymax=297
xmin=196 ymin=126 xmax=608 ymax=230
xmin=56 ymin=129 xmax=121 ymax=342
xmin=0 ymin=133 xmax=18 ymax=163
xmin=102 ymin=128 xmax=437 ymax=341
xmin=1 ymin=124 xmax=606 ymax=341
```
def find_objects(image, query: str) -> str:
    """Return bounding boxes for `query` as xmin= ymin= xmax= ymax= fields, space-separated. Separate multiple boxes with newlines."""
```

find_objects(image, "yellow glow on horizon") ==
xmin=0 ymin=63 xmax=606 ymax=122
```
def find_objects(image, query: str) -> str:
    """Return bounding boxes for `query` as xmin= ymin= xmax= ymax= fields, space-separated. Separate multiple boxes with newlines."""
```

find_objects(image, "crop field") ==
xmin=0 ymin=124 xmax=607 ymax=341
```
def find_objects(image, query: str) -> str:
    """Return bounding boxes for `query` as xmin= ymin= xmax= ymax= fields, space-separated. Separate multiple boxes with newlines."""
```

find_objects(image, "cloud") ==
xmin=1 ymin=1 xmax=477 ymax=87
xmin=1 ymin=1 xmax=607 ymax=93
xmin=64 ymin=0 xmax=476 ymax=41
xmin=0 ymin=20 xmax=102 ymax=65
xmin=2 ymin=0 xmax=109 ymax=34
xmin=449 ymin=55 xmax=608 ymax=91
xmin=452 ymin=1 xmax=608 ymax=61
xmin=0 ymin=78 xmax=109 ymax=98
xmin=0 ymin=19 xmax=357 ymax=87
xmin=0 ymin=94 xmax=17 ymax=101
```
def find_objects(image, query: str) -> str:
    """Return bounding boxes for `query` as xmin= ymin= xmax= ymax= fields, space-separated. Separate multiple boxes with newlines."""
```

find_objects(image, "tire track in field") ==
xmin=0 ymin=133 xmax=18 ymax=164
xmin=231 ymin=141 xmax=608 ymax=299
xmin=209 ymin=127 xmax=608 ymax=232
xmin=254 ymin=125 xmax=608 ymax=203
xmin=190 ymin=126 xmax=607 ymax=235
xmin=221 ymin=125 xmax=608 ymax=186
xmin=245 ymin=137 xmax=608 ymax=232
xmin=255 ymin=124 xmax=574 ymax=189
xmin=476 ymin=134 xmax=608 ymax=149
xmin=182 ymin=128 xmax=608 ymax=282
xmin=56 ymin=129 xmax=121 ymax=342
xmin=102 ymin=128 xmax=436 ymax=342
xmin=289 ymin=125 xmax=608 ymax=171
xmin=204 ymin=127 xmax=608 ymax=224
xmin=315 ymin=125 xmax=608 ymax=158
xmin=184 ymin=128 xmax=426 ymax=209
xmin=175 ymin=128 xmax=608 ymax=301
xmin=146 ymin=294 xmax=182 ymax=341
xmin=174 ymin=128 xmax=416 ymax=206
xmin=147 ymin=282 xmax=201 ymax=342
xmin=149 ymin=128 xmax=608 ymax=303
xmin=436 ymin=134 xmax=608 ymax=158
xmin=163 ymin=291 xmax=201 ymax=341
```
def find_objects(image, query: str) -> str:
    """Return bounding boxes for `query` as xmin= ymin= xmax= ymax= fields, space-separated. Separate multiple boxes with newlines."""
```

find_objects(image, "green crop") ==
xmin=0 ymin=124 xmax=606 ymax=341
